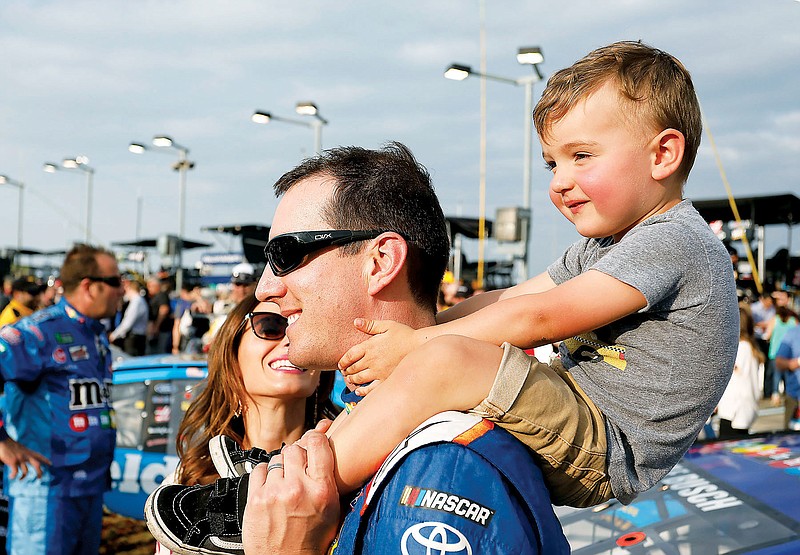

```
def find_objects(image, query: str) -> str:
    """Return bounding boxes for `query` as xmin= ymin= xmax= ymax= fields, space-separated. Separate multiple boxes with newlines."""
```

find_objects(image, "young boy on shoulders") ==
xmin=334 ymin=40 xmax=739 ymax=507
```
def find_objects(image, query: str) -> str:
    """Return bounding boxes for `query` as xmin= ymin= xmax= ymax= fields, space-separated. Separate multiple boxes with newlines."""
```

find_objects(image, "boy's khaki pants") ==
xmin=471 ymin=343 xmax=613 ymax=507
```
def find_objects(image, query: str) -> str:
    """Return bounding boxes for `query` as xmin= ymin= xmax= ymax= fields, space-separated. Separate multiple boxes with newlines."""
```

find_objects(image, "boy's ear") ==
xmin=364 ymin=233 xmax=408 ymax=297
xmin=651 ymin=128 xmax=685 ymax=181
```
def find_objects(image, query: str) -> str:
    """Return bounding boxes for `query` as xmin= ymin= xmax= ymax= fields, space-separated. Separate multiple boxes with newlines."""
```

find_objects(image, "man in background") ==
xmin=0 ymin=277 xmax=43 ymax=328
xmin=0 ymin=244 xmax=122 ymax=554
xmin=147 ymin=277 xmax=174 ymax=354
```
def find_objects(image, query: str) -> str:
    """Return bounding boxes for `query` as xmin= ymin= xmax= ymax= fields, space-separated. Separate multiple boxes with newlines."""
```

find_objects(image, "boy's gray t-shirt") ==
xmin=547 ymin=199 xmax=738 ymax=504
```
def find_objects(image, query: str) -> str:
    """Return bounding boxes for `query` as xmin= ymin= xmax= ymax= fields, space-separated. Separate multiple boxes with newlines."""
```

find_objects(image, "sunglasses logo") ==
xmin=313 ymin=233 xmax=333 ymax=240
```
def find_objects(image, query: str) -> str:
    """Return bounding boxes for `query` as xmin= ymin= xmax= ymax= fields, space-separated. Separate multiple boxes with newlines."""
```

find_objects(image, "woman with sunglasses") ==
xmin=154 ymin=295 xmax=339 ymax=552
xmin=165 ymin=294 xmax=338 ymax=487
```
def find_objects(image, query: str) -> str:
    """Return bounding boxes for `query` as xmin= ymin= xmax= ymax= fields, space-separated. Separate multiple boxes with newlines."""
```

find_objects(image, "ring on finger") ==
xmin=267 ymin=462 xmax=284 ymax=472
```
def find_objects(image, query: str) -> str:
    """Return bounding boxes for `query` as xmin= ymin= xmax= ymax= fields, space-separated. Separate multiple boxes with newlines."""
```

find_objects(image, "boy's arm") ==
xmin=435 ymin=271 xmax=556 ymax=324
xmin=340 ymin=270 xmax=645 ymax=389
xmin=422 ymin=269 xmax=647 ymax=349
xmin=435 ymin=288 xmax=504 ymax=323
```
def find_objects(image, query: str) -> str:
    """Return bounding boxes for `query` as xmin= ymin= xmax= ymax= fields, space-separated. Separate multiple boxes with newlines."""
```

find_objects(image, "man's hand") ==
xmin=0 ymin=438 xmax=51 ymax=480
xmin=242 ymin=430 xmax=340 ymax=554
xmin=338 ymin=319 xmax=423 ymax=395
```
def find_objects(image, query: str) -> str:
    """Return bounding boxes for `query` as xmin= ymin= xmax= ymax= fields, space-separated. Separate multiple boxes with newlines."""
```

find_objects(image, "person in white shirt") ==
xmin=110 ymin=277 xmax=150 ymax=356
xmin=717 ymin=305 xmax=766 ymax=439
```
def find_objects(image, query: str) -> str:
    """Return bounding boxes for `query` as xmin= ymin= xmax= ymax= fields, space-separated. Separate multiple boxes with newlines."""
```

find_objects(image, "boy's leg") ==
xmin=327 ymin=335 xmax=503 ymax=493
xmin=471 ymin=343 xmax=612 ymax=508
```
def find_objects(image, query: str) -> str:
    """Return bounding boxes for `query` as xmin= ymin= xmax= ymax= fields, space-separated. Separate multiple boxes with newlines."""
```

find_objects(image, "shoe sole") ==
xmin=145 ymin=483 xmax=245 ymax=555
xmin=145 ymin=486 xmax=193 ymax=554
xmin=145 ymin=486 xmax=221 ymax=555
xmin=209 ymin=435 xmax=238 ymax=478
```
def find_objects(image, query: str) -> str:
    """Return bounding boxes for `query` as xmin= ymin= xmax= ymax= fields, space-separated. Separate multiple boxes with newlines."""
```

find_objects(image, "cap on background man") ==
xmin=0 ymin=276 xmax=44 ymax=327
xmin=230 ymin=262 xmax=257 ymax=303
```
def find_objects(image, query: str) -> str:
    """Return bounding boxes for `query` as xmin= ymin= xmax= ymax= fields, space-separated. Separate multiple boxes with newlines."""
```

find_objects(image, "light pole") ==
xmin=445 ymin=46 xmax=545 ymax=281
xmin=43 ymin=156 xmax=95 ymax=242
xmin=0 ymin=175 xmax=24 ymax=251
xmin=251 ymin=101 xmax=329 ymax=154
xmin=129 ymin=136 xmax=194 ymax=290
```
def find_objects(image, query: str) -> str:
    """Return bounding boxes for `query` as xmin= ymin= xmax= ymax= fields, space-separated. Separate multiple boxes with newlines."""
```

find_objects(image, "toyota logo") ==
xmin=401 ymin=521 xmax=472 ymax=555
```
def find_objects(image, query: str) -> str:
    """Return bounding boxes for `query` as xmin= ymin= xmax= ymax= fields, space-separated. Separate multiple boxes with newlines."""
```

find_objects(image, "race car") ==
xmin=557 ymin=431 xmax=800 ymax=554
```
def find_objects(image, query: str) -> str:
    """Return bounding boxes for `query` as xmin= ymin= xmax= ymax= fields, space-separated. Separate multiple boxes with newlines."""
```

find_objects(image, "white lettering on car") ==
xmin=661 ymin=465 xmax=742 ymax=512
xmin=110 ymin=453 xmax=179 ymax=495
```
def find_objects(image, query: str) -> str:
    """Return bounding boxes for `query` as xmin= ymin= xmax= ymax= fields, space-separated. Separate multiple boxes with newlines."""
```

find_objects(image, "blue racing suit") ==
xmin=330 ymin=411 xmax=569 ymax=554
xmin=0 ymin=299 xmax=116 ymax=554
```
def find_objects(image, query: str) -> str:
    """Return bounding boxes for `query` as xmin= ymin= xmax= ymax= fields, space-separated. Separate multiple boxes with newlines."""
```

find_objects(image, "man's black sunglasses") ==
xmin=86 ymin=275 xmax=122 ymax=287
xmin=244 ymin=312 xmax=289 ymax=340
xmin=263 ymin=230 xmax=389 ymax=277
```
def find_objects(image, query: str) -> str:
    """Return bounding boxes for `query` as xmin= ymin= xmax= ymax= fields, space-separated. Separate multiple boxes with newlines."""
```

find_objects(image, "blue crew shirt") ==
xmin=0 ymin=299 xmax=116 ymax=498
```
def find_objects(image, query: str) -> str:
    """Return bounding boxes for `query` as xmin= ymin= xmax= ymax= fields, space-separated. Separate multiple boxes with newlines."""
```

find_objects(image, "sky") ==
xmin=0 ymin=0 xmax=798 ymax=281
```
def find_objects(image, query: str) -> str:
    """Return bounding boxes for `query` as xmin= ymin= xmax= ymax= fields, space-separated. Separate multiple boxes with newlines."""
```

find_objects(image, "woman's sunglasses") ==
xmin=263 ymin=230 xmax=389 ymax=277
xmin=244 ymin=312 xmax=289 ymax=340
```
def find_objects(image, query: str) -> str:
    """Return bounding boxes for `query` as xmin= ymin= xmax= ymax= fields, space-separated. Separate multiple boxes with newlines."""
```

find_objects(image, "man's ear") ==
xmin=651 ymin=128 xmax=685 ymax=181
xmin=364 ymin=233 xmax=408 ymax=297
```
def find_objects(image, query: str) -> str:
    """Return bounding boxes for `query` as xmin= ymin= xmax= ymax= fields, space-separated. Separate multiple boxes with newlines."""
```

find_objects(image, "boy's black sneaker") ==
xmin=209 ymin=434 xmax=282 ymax=478
xmin=145 ymin=474 xmax=249 ymax=555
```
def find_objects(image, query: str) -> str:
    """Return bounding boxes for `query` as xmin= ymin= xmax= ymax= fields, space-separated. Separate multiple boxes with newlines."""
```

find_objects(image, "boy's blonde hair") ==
xmin=533 ymin=41 xmax=702 ymax=184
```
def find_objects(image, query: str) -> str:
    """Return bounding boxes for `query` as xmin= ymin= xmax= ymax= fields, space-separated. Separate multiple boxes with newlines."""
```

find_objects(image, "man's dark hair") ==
xmin=59 ymin=243 xmax=116 ymax=294
xmin=274 ymin=142 xmax=450 ymax=312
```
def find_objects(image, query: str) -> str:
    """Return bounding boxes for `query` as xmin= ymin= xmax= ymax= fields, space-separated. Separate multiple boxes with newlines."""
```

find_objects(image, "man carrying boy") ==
xmin=146 ymin=40 xmax=738 ymax=552
xmin=337 ymin=40 xmax=739 ymax=507
xmin=147 ymin=143 xmax=569 ymax=554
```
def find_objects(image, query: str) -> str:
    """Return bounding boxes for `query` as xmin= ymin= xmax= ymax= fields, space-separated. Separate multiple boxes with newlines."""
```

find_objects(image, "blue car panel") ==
xmin=105 ymin=355 xmax=208 ymax=519
xmin=557 ymin=432 xmax=800 ymax=554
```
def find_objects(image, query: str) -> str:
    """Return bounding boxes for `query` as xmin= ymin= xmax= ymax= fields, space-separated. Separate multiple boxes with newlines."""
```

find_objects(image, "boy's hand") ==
xmin=338 ymin=319 xmax=421 ymax=393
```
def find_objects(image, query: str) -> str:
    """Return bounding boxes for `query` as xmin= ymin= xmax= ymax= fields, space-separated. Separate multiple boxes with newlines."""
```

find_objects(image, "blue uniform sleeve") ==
xmin=0 ymin=324 xmax=47 ymax=384
xmin=340 ymin=443 xmax=551 ymax=554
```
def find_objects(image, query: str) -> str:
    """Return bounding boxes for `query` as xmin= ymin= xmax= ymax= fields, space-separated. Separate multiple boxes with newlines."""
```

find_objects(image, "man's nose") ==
xmin=255 ymin=266 xmax=286 ymax=302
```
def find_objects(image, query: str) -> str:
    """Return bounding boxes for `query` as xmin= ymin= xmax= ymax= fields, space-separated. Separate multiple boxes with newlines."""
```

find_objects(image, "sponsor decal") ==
xmin=55 ymin=332 xmax=74 ymax=344
xmin=0 ymin=327 xmax=22 ymax=346
xmin=29 ymin=325 xmax=44 ymax=342
xmin=147 ymin=426 xmax=171 ymax=435
xmin=401 ymin=521 xmax=472 ymax=555
xmin=0 ymin=343 xmax=5 ymax=353
xmin=65 ymin=305 xmax=83 ymax=322
xmin=69 ymin=344 xmax=90 ymax=362
xmin=399 ymin=486 xmax=494 ymax=527
xmin=30 ymin=311 xmax=50 ymax=323
xmin=73 ymin=470 xmax=88 ymax=480
xmin=661 ymin=464 xmax=742 ymax=512
xmin=151 ymin=395 xmax=172 ymax=405
xmin=100 ymin=410 xmax=112 ymax=429
xmin=53 ymin=347 xmax=68 ymax=364
xmin=146 ymin=437 xmax=169 ymax=448
xmin=154 ymin=405 xmax=171 ymax=423
xmin=69 ymin=378 xmax=111 ymax=410
xmin=70 ymin=413 xmax=89 ymax=432
xmin=153 ymin=383 xmax=174 ymax=394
